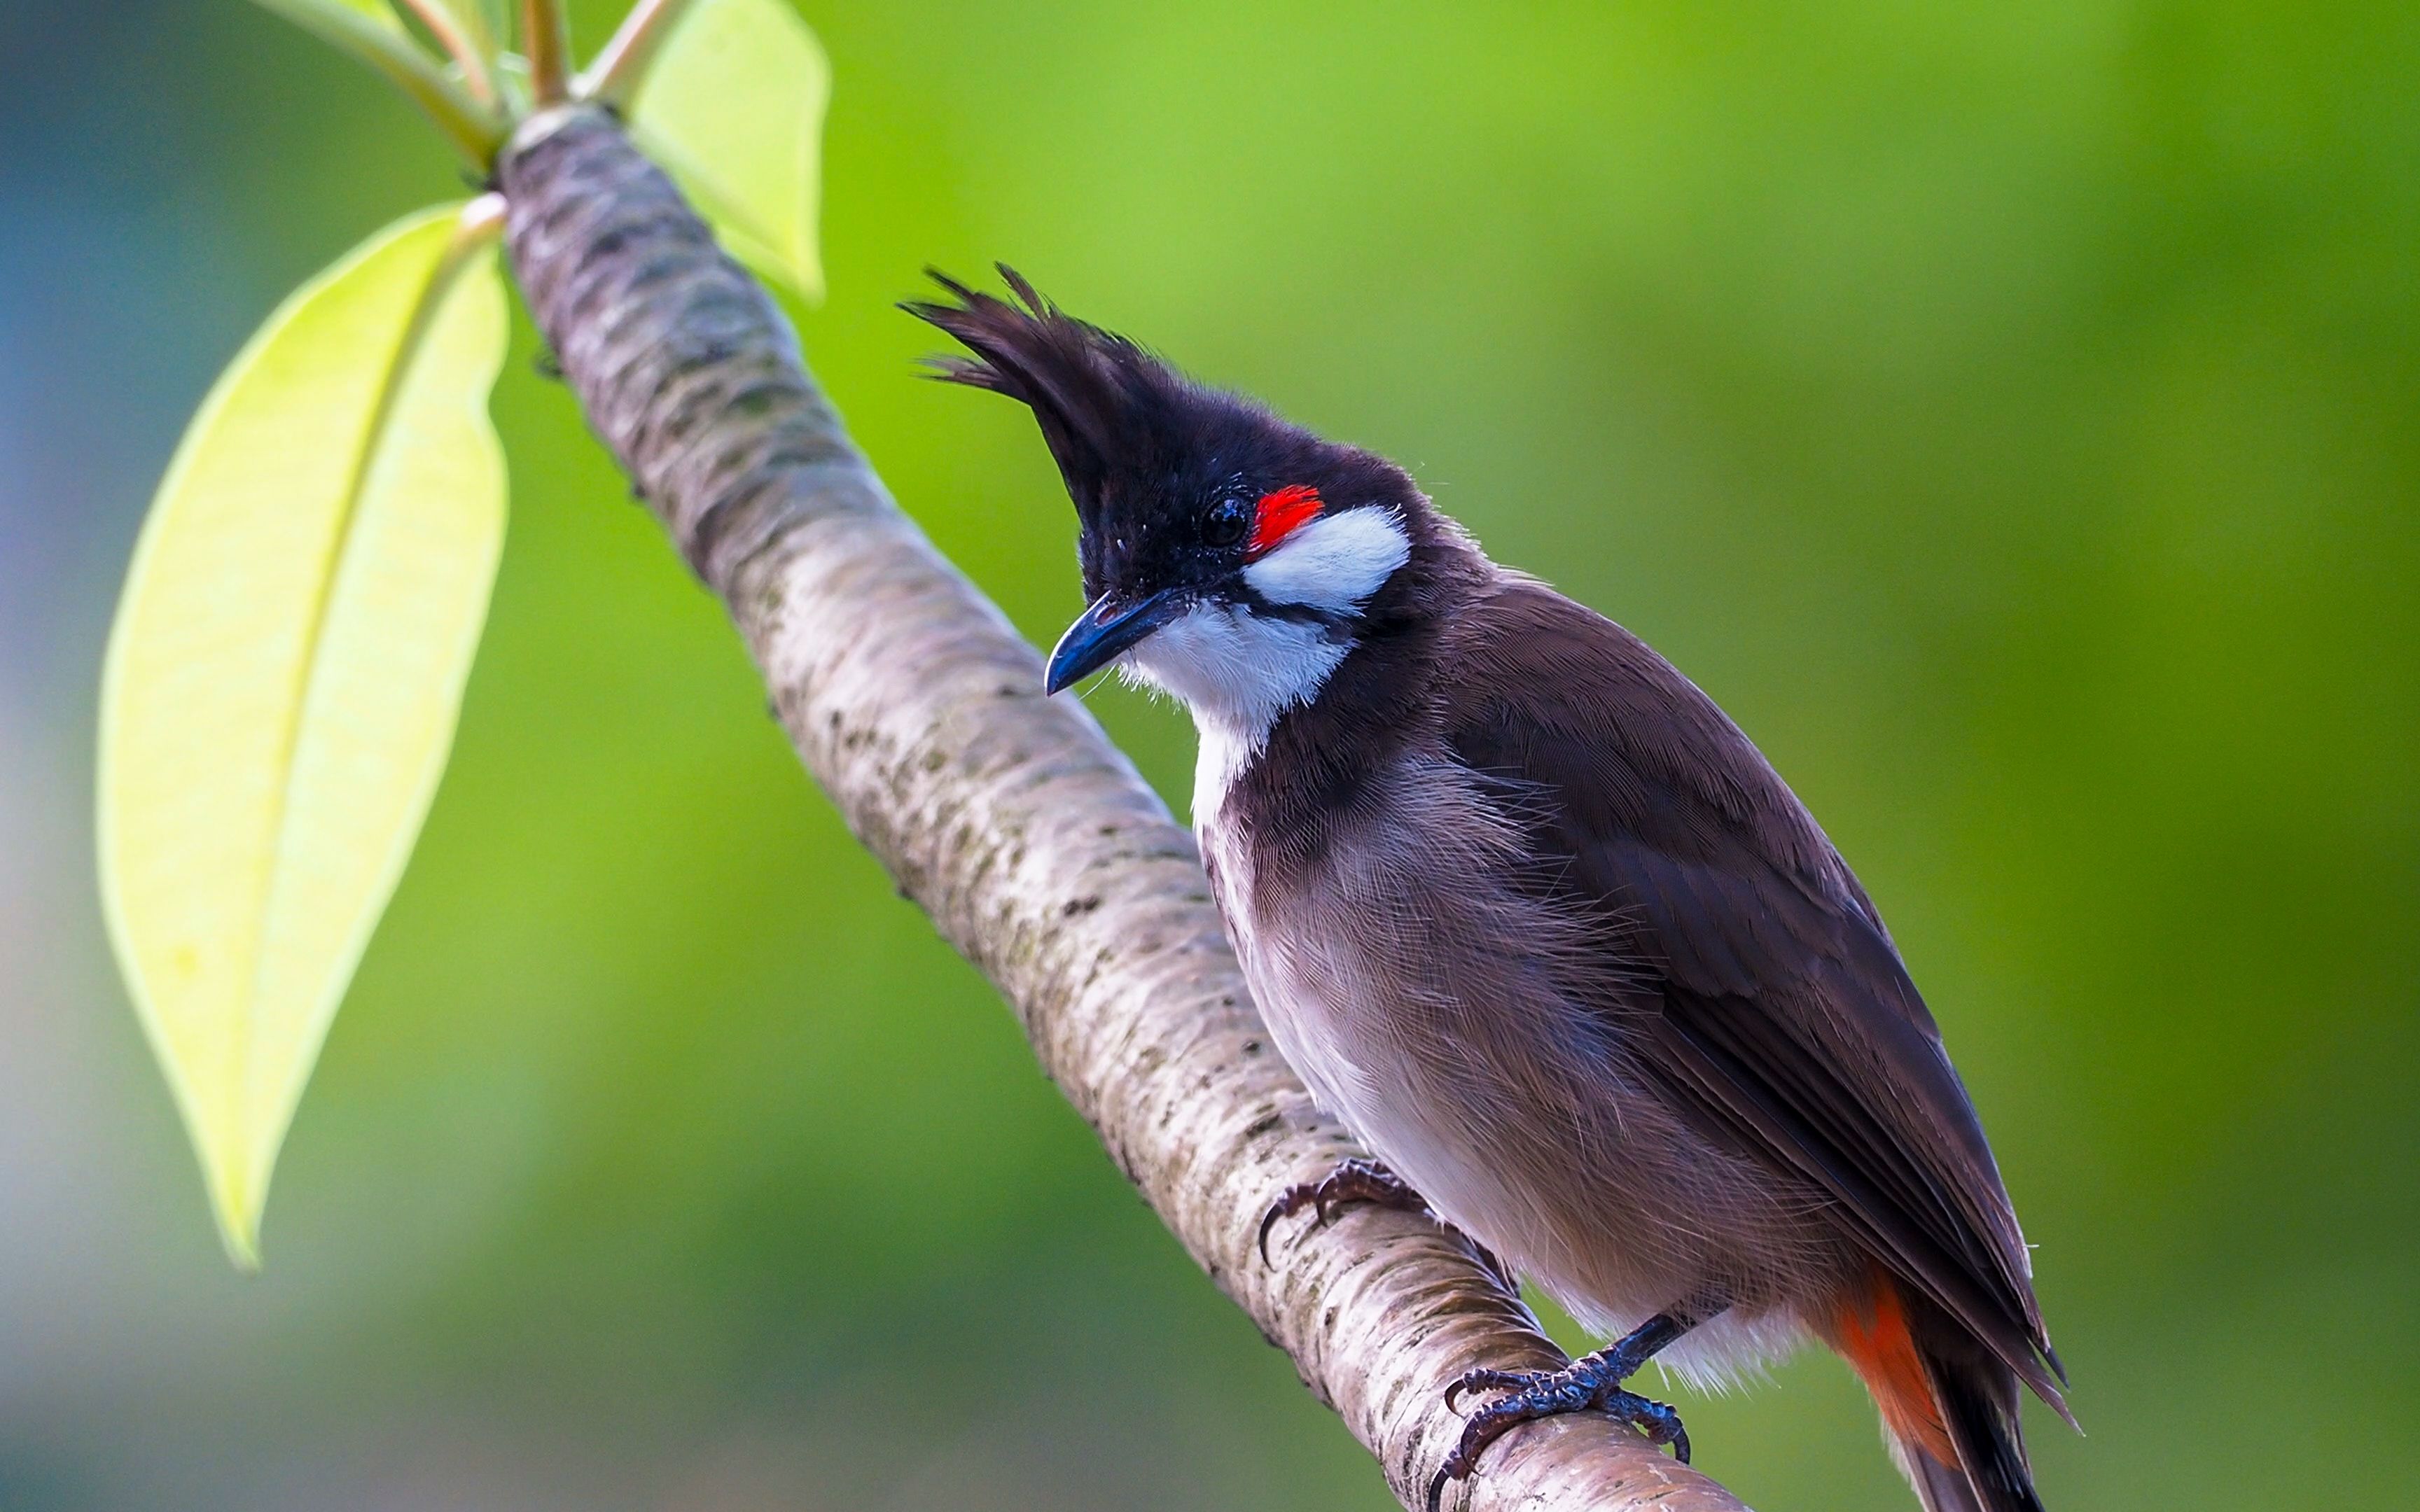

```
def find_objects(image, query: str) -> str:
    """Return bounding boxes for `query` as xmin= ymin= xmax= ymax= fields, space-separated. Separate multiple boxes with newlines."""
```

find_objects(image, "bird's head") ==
xmin=905 ymin=268 xmax=1422 ymax=732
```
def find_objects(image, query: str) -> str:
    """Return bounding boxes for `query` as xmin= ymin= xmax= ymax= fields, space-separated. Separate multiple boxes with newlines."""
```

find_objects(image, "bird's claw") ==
xmin=1257 ymin=1161 xmax=1522 ymax=1293
xmin=1257 ymin=1156 xmax=1429 ymax=1264
xmin=1442 ymin=1366 xmax=1534 ymax=1413
xmin=1426 ymin=1345 xmax=1690 ymax=1511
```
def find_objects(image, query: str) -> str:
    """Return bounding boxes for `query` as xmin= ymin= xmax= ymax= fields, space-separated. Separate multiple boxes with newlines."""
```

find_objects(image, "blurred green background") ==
xmin=2 ymin=1 xmax=2414 ymax=1508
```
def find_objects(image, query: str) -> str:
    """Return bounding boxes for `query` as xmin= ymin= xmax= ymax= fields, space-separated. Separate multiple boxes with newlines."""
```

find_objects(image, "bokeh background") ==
xmin=4 ymin=1 xmax=2415 ymax=1508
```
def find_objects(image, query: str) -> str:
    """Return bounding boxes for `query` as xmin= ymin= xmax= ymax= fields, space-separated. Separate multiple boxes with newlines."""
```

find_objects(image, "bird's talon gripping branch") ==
xmin=1622 ymin=1392 xmax=1691 ymax=1463
xmin=1258 ymin=1156 xmax=1428 ymax=1264
xmin=1428 ymin=1369 xmax=1691 ymax=1508
xmin=1442 ymin=1366 xmax=1537 ymax=1413
xmin=1431 ymin=1322 xmax=1693 ymax=1506
xmin=1257 ymin=1158 xmax=1522 ymax=1291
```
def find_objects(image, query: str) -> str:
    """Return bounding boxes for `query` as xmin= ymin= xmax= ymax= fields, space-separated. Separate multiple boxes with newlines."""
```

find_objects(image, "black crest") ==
xmin=903 ymin=267 xmax=1261 ymax=528
xmin=905 ymin=268 xmax=1436 ymax=612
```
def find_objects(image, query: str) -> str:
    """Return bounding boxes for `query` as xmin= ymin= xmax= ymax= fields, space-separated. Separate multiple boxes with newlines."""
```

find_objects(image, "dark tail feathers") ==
xmin=1905 ymin=1282 xmax=2045 ymax=1512
xmin=1829 ymin=1271 xmax=2047 ymax=1512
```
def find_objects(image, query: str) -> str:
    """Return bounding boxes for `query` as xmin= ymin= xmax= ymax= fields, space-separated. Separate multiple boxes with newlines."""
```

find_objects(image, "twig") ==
xmin=574 ymin=0 xmax=702 ymax=108
xmin=395 ymin=0 xmax=498 ymax=109
xmin=249 ymin=0 xmax=505 ymax=165
xmin=518 ymin=0 xmax=571 ymax=104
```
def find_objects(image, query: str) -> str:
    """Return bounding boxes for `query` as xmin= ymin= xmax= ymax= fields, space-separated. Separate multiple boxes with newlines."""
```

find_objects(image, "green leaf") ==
xmin=98 ymin=204 xmax=509 ymax=1269
xmin=631 ymin=0 xmax=829 ymax=300
xmin=328 ymin=0 xmax=405 ymax=31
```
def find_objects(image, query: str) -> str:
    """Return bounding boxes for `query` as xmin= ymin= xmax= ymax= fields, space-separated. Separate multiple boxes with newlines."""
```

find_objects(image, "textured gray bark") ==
xmin=498 ymin=104 xmax=1754 ymax=1512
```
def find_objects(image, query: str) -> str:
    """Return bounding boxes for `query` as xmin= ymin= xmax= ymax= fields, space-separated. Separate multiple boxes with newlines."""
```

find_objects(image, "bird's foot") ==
xmin=1258 ymin=1157 xmax=1428 ymax=1262
xmin=1428 ymin=1338 xmax=1689 ymax=1511
xmin=1257 ymin=1159 xmax=1520 ymax=1291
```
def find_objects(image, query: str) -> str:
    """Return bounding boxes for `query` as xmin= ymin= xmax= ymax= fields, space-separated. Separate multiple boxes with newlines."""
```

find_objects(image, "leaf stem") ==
xmin=454 ymin=190 xmax=508 ymax=248
xmin=519 ymin=0 xmax=573 ymax=104
xmin=395 ymin=0 xmax=499 ymax=108
xmin=249 ymin=0 xmax=506 ymax=166
xmin=573 ymin=0 xmax=703 ymax=108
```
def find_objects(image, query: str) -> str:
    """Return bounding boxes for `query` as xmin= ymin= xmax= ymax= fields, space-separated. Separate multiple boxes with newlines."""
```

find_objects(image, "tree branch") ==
xmin=496 ymin=104 xmax=1754 ymax=1512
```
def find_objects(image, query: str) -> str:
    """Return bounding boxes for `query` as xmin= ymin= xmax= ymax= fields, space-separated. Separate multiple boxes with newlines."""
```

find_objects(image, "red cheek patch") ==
xmin=1248 ymin=485 xmax=1323 ymax=558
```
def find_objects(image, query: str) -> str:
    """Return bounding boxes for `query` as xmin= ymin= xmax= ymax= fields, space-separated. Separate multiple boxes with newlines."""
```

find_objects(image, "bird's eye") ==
xmin=1202 ymin=496 xmax=1249 ymax=547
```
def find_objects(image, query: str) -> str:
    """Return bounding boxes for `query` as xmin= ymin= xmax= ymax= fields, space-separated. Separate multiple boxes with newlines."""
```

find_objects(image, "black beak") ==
xmin=1045 ymin=588 xmax=1186 ymax=694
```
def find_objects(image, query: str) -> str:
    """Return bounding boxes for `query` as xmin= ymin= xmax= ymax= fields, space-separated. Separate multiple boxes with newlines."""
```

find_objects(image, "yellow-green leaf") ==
xmin=632 ymin=0 xmax=829 ymax=300
xmin=98 ymin=204 xmax=508 ymax=1269
xmin=321 ymin=0 xmax=404 ymax=31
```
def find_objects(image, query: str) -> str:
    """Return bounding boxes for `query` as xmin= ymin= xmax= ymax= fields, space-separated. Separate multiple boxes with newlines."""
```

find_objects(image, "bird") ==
xmin=905 ymin=267 xmax=2072 ymax=1512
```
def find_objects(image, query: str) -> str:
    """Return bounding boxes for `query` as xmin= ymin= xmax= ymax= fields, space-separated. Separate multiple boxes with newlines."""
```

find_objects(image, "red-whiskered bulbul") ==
xmin=908 ymin=270 xmax=2073 ymax=1512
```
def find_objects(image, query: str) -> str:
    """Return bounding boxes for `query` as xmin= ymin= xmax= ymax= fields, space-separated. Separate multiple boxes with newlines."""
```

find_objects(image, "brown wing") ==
xmin=1442 ymin=579 xmax=2066 ymax=1412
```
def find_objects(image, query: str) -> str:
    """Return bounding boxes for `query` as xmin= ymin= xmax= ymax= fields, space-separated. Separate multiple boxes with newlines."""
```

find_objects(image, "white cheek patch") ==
xmin=1242 ymin=507 xmax=1411 ymax=612
xmin=1112 ymin=509 xmax=1408 ymax=822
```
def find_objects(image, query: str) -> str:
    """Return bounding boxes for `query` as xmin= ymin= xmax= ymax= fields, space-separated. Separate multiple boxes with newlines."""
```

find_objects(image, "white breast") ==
xmin=1195 ymin=743 xmax=1821 ymax=1390
xmin=1192 ymin=787 xmax=1382 ymax=1128
xmin=1192 ymin=755 xmax=1522 ymax=1227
